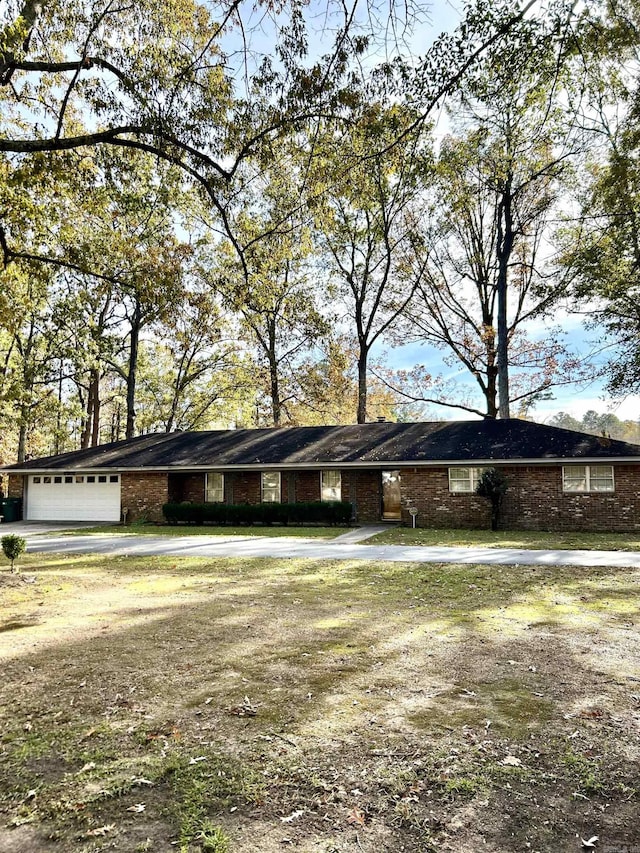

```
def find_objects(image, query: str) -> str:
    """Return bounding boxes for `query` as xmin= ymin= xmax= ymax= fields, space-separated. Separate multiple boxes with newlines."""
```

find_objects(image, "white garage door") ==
xmin=26 ymin=473 xmax=121 ymax=522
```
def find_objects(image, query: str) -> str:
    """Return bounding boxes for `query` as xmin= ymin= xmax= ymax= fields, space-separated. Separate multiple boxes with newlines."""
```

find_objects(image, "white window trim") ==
xmin=562 ymin=465 xmax=615 ymax=493
xmin=320 ymin=470 xmax=341 ymax=502
xmin=448 ymin=466 xmax=485 ymax=493
xmin=205 ymin=471 xmax=224 ymax=503
xmin=261 ymin=471 xmax=281 ymax=503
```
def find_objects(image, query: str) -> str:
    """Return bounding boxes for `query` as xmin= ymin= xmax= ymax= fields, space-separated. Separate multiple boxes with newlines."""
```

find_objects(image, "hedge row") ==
xmin=162 ymin=500 xmax=353 ymax=526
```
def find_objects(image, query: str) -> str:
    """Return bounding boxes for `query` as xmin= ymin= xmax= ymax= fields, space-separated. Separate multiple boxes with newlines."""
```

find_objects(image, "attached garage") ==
xmin=25 ymin=473 xmax=121 ymax=522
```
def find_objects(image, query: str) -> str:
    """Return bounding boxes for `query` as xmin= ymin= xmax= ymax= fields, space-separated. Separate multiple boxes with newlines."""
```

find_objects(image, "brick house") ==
xmin=4 ymin=419 xmax=640 ymax=531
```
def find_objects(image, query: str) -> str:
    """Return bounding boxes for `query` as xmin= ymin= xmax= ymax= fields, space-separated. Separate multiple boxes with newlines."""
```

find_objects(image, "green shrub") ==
xmin=2 ymin=534 xmax=26 ymax=572
xmin=162 ymin=500 xmax=352 ymax=527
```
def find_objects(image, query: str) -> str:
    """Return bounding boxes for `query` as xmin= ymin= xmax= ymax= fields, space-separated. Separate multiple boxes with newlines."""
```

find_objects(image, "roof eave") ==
xmin=5 ymin=456 xmax=640 ymax=474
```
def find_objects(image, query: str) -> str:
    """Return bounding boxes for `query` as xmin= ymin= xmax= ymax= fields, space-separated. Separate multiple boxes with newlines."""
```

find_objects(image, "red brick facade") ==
xmin=110 ymin=463 xmax=640 ymax=530
xmin=7 ymin=475 xmax=23 ymax=499
xmin=121 ymin=472 xmax=169 ymax=523
xmin=398 ymin=464 xmax=640 ymax=532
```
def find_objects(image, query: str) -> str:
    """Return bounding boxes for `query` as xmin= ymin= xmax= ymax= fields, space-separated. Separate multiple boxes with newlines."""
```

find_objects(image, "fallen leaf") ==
xmin=126 ymin=803 xmax=145 ymax=813
xmin=280 ymin=809 xmax=305 ymax=823
xmin=346 ymin=806 xmax=366 ymax=827
xmin=581 ymin=836 xmax=598 ymax=849
xmin=228 ymin=696 xmax=258 ymax=716
xmin=502 ymin=756 xmax=522 ymax=767
xmin=77 ymin=762 xmax=96 ymax=774
xmin=85 ymin=824 xmax=115 ymax=837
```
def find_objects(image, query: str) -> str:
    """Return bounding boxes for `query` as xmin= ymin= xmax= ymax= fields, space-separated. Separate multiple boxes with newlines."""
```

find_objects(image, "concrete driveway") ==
xmin=9 ymin=522 xmax=640 ymax=568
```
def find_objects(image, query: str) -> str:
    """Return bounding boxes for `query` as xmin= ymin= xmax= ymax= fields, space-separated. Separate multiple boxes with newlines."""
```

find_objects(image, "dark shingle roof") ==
xmin=5 ymin=420 xmax=640 ymax=471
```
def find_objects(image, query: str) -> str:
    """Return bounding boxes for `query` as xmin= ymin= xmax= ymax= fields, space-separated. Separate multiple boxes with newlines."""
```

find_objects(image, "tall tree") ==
xmin=564 ymin=0 xmax=640 ymax=398
xmin=314 ymin=103 xmax=430 ymax=423
xmin=209 ymin=168 xmax=328 ymax=427
xmin=396 ymin=14 xmax=581 ymax=418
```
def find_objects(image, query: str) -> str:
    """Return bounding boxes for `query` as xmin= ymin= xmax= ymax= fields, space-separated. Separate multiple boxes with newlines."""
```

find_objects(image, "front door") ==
xmin=382 ymin=470 xmax=401 ymax=520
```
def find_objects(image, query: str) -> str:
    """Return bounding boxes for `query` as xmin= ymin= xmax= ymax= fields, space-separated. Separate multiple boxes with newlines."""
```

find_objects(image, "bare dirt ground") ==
xmin=0 ymin=552 xmax=639 ymax=853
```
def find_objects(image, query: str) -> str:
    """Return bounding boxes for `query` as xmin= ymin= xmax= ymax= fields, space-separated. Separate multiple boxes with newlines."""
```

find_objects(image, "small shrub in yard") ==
xmin=476 ymin=468 xmax=508 ymax=531
xmin=1 ymin=534 xmax=26 ymax=572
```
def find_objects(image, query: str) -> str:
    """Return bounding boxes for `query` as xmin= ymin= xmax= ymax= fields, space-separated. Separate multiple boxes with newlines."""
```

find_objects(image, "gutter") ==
xmin=6 ymin=457 xmax=640 ymax=474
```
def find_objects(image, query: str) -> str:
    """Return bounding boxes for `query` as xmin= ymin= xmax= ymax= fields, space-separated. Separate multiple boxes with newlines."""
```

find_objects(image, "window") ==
xmin=65 ymin=476 xmax=73 ymax=483
xmin=261 ymin=472 xmax=281 ymax=503
xmin=205 ymin=472 xmax=224 ymax=503
xmin=33 ymin=476 xmax=41 ymax=484
xmin=54 ymin=476 xmax=62 ymax=484
xmin=321 ymin=470 xmax=341 ymax=501
xmin=87 ymin=475 xmax=95 ymax=483
xmin=109 ymin=475 xmax=119 ymax=483
xmin=98 ymin=475 xmax=107 ymax=483
xmin=563 ymin=465 xmax=614 ymax=493
xmin=43 ymin=476 xmax=51 ymax=484
xmin=75 ymin=475 xmax=84 ymax=483
xmin=448 ymin=467 xmax=485 ymax=493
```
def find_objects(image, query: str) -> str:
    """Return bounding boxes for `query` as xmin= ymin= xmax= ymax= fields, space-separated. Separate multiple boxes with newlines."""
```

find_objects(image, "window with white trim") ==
xmin=562 ymin=465 xmax=614 ymax=493
xmin=321 ymin=470 xmax=341 ymax=501
xmin=261 ymin=471 xmax=281 ymax=503
xmin=448 ymin=467 xmax=485 ymax=493
xmin=205 ymin=471 xmax=224 ymax=503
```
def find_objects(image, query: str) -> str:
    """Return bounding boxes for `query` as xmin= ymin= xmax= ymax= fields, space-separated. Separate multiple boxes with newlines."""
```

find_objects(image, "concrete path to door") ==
xmin=7 ymin=522 xmax=640 ymax=569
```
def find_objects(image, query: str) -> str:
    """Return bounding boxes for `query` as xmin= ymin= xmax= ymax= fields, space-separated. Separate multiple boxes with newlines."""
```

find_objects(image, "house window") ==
xmin=33 ymin=476 xmax=41 ymax=484
xmin=449 ymin=467 xmax=484 ymax=493
xmin=109 ymin=475 xmax=119 ymax=483
xmin=261 ymin=472 xmax=281 ymax=503
xmin=54 ymin=476 xmax=62 ymax=484
xmin=563 ymin=465 xmax=614 ymax=493
xmin=321 ymin=470 xmax=341 ymax=501
xmin=205 ymin=472 xmax=224 ymax=503
xmin=75 ymin=476 xmax=84 ymax=483
xmin=64 ymin=476 xmax=73 ymax=483
xmin=87 ymin=475 xmax=95 ymax=483
xmin=43 ymin=476 xmax=51 ymax=484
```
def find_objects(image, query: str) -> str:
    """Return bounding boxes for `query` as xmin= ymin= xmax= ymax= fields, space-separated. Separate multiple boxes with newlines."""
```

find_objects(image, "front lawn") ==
xmin=1 ymin=553 xmax=639 ymax=851
xmin=62 ymin=524 xmax=344 ymax=539
xmin=369 ymin=525 xmax=640 ymax=551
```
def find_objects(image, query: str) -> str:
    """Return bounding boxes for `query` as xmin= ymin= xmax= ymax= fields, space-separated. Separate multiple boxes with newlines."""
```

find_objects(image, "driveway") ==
xmin=7 ymin=522 xmax=640 ymax=568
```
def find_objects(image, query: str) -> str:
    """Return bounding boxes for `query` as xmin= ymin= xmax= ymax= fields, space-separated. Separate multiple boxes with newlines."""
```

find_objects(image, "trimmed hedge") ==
xmin=162 ymin=500 xmax=353 ymax=527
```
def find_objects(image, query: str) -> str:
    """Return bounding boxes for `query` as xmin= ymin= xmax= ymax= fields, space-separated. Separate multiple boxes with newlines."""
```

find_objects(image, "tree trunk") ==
xmin=17 ymin=419 xmax=27 ymax=463
xmin=496 ymin=176 xmax=514 ymax=420
xmin=267 ymin=320 xmax=281 ymax=427
xmin=90 ymin=369 xmax=101 ymax=446
xmin=357 ymin=347 xmax=368 ymax=424
xmin=125 ymin=301 xmax=141 ymax=439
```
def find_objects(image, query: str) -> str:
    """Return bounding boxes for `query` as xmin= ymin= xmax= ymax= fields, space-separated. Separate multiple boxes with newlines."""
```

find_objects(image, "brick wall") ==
xmin=399 ymin=464 xmax=640 ymax=532
xmin=99 ymin=462 xmax=640 ymax=531
xmin=295 ymin=471 xmax=321 ymax=502
xmin=168 ymin=473 xmax=205 ymax=503
xmin=345 ymin=470 xmax=382 ymax=523
xmin=121 ymin=472 xmax=168 ymax=523
xmin=7 ymin=475 xmax=24 ymax=499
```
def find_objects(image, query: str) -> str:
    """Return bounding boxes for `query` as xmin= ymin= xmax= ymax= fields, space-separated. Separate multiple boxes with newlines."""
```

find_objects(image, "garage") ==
xmin=25 ymin=473 xmax=121 ymax=522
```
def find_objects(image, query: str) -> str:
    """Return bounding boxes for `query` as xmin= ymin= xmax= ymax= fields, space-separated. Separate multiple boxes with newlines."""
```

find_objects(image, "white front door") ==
xmin=26 ymin=473 xmax=121 ymax=522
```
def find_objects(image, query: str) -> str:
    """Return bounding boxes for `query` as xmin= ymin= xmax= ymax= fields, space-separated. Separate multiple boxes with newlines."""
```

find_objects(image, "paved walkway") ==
xmin=7 ymin=523 xmax=640 ymax=568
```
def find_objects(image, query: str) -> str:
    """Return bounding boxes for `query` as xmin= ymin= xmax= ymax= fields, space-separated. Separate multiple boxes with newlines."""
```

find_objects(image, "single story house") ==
xmin=4 ymin=419 xmax=640 ymax=531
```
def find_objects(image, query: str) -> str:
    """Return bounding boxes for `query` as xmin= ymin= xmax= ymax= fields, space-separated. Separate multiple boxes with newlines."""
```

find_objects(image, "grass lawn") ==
xmin=62 ymin=524 xmax=344 ymax=539
xmin=1 ymin=553 xmax=639 ymax=852
xmin=369 ymin=525 xmax=640 ymax=551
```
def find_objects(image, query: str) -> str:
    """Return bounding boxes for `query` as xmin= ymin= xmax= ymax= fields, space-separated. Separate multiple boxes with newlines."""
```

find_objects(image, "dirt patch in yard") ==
xmin=0 ymin=554 xmax=639 ymax=852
